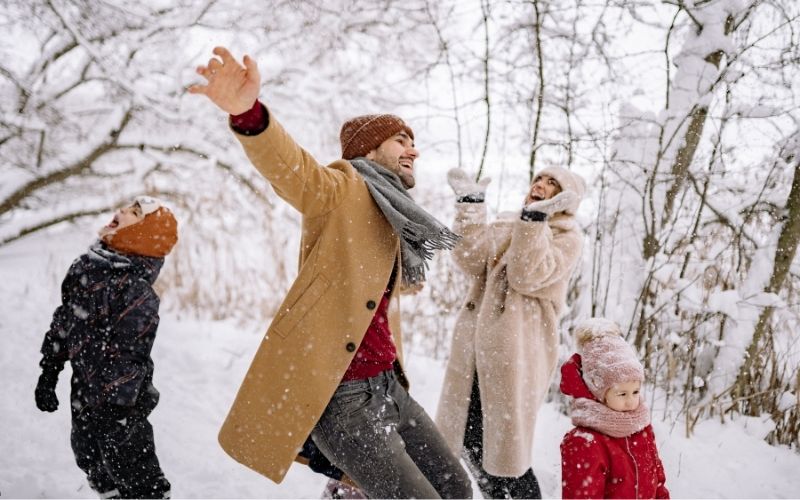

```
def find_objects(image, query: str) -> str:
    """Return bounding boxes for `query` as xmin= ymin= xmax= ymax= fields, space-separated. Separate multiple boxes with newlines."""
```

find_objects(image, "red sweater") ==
xmin=560 ymin=355 xmax=669 ymax=499
xmin=341 ymin=287 xmax=396 ymax=380
xmin=231 ymin=102 xmax=397 ymax=381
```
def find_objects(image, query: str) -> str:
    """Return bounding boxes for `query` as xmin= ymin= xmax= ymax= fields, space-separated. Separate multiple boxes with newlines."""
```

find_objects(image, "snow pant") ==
xmin=71 ymin=404 xmax=171 ymax=499
xmin=311 ymin=369 xmax=473 ymax=499
xmin=463 ymin=373 xmax=542 ymax=499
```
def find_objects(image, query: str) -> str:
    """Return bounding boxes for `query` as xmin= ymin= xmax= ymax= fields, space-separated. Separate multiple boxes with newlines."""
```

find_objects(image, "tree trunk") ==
xmin=734 ymin=153 xmax=800 ymax=410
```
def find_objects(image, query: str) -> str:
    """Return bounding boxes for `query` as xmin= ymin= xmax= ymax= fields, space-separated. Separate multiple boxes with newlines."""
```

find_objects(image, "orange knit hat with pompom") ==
xmin=105 ymin=199 xmax=178 ymax=258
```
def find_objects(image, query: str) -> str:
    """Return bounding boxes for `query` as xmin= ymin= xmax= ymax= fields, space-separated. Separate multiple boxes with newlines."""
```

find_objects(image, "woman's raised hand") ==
xmin=524 ymin=190 xmax=578 ymax=217
xmin=447 ymin=168 xmax=491 ymax=200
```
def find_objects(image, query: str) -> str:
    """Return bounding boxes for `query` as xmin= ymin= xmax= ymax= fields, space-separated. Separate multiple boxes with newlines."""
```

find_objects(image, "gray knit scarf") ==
xmin=350 ymin=157 xmax=459 ymax=286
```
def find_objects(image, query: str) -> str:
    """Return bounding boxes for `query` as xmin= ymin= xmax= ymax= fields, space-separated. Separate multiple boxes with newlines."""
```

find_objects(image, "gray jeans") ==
xmin=311 ymin=370 xmax=472 ymax=499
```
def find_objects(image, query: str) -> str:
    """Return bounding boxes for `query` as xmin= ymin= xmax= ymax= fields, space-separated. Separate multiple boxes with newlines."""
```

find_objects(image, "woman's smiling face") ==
xmin=525 ymin=174 xmax=562 ymax=205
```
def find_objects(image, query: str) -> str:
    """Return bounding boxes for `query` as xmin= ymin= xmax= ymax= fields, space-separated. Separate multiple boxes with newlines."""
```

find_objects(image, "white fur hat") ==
xmin=575 ymin=318 xmax=644 ymax=401
xmin=535 ymin=166 xmax=586 ymax=215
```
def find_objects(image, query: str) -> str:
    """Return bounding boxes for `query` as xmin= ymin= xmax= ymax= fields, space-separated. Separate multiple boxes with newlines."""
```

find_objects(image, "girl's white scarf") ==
xmin=570 ymin=396 xmax=650 ymax=438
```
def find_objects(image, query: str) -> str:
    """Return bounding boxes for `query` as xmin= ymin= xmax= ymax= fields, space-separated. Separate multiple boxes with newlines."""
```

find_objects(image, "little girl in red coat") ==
xmin=560 ymin=318 xmax=669 ymax=499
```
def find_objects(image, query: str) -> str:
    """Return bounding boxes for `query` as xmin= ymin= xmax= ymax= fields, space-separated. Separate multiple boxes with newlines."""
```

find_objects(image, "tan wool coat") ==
xmin=435 ymin=203 xmax=583 ymax=477
xmin=217 ymin=111 xmax=407 ymax=483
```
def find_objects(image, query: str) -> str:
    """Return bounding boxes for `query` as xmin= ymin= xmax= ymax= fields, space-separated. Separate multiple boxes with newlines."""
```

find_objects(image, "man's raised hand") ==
xmin=188 ymin=47 xmax=261 ymax=115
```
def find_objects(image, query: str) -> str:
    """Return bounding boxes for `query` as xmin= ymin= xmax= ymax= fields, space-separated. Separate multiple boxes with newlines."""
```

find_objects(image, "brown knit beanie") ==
xmin=340 ymin=114 xmax=414 ymax=160
xmin=106 ymin=201 xmax=178 ymax=258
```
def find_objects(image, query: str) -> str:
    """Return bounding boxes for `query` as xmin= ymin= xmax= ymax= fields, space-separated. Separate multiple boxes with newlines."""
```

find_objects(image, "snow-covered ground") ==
xmin=2 ymin=229 xmax=799 ymax=499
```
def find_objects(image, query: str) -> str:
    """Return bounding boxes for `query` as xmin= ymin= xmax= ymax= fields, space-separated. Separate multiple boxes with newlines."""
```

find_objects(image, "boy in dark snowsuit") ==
xmin=34 ymin=196 xmax=178 ymax=499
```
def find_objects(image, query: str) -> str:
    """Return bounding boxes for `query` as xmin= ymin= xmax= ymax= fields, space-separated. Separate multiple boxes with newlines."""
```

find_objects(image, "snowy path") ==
xmin=2 ymin=236 xmax=799 ymax=498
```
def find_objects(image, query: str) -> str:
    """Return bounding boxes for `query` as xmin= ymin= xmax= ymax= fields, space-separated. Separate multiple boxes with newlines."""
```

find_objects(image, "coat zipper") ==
xmin=625 ymin=436 xmax=640 ymax=499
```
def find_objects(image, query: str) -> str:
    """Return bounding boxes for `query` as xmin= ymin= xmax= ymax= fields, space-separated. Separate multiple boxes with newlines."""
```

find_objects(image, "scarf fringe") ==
xmin=401 ymin=223 xmax=460 ymax=249
xmin=402 ymin=265 xmax=427 ymax=287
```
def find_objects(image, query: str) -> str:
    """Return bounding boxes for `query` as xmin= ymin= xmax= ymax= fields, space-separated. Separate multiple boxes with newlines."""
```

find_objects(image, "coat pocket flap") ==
xmin=272 ymin=274 xmax=330 ymax=339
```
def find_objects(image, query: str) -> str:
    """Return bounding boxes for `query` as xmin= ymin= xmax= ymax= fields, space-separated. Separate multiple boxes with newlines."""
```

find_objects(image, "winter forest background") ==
xmin=2 ymin=0 xmax=800 ymax=497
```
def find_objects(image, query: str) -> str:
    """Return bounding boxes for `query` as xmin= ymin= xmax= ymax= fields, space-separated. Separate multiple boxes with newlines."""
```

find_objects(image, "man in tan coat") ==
xmin=189 ymin=47 xmax=471 ymax=499
xmin=435 ymin=166 xmax=585 ymax=499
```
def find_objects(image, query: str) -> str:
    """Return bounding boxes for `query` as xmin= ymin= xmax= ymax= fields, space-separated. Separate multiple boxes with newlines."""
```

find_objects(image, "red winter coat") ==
xmin=560 ymin=354 xmax=669 ymax=499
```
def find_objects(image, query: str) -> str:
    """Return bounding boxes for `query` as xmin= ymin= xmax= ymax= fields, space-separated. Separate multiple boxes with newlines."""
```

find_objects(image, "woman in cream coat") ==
xmin=436 ymin=166 xmax=585 ymax=499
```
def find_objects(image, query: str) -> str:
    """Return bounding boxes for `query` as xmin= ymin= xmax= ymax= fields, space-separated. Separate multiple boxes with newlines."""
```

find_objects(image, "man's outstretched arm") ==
xmin=189 ymin=47 xmax=350 ymax=216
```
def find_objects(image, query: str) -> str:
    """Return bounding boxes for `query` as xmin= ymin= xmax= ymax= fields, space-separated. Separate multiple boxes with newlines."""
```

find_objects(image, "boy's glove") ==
xmin=35 ymin=368 xmax=60 ymax=412
xmin=522 ymin=190 xmax=578 ymax=220
xmin=447 ymin=168 xmax=491 ymax=203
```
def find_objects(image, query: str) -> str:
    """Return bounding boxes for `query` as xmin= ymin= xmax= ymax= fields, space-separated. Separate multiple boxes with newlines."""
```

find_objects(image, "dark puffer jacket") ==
xmin=40 ymin=242 xmax=164 ymax=413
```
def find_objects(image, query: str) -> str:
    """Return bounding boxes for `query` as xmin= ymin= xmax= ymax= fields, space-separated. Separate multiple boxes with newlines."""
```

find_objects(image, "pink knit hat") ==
xmin=575 ymin=318 xmax=644 ymax=401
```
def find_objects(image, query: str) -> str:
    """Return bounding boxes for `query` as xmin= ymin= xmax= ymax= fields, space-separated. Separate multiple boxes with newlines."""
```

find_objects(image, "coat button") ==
xmin=498 ymin=304 xmax=505 ymax=313
xmin=465 ymin=301 xmax=475 ymax=311
xmin=366 ymin=300 xmax=376 ymax=310
xmin=346 ymin=342 xmax=356 ymax=352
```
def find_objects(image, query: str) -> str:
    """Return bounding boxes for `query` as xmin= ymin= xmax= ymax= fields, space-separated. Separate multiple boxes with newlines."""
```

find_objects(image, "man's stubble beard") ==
xmin=398 ymin=170 xmax=415 ymax=189
xmin=374 ymin=152 xmax=415 ymax=190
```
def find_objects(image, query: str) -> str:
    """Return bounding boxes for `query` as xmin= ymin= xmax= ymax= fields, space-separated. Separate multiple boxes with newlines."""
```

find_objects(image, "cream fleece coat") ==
xmin=435 ymin=203 xmax=583 ymax=477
